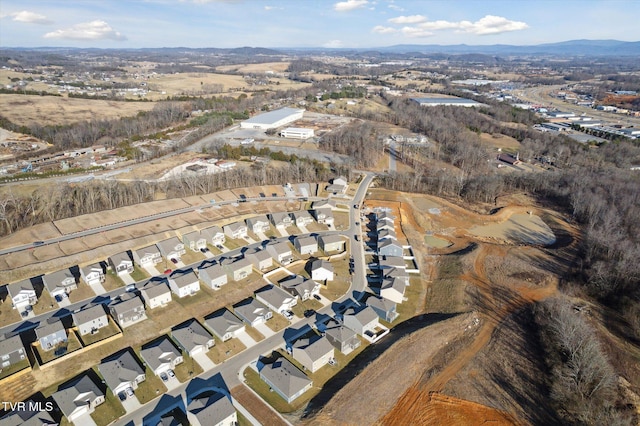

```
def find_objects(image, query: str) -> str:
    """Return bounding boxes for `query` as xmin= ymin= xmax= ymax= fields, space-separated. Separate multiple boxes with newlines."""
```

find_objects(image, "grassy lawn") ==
xmin=173 ymin=284 xmax=214 ymax=308
xmin=319 ymin=259 xmax=351 ymax=301
xmin=180 ymin=250 xmax=205 ymax=266
xmin=0 ymin=295 xmax=22 ymax=327
xmin=33 ymin=290 xmax=56 ymax=315
xmin=237 ymin=410 xmax=252 ymax=426
xmin=78 ymin=318 xmax=122 ymax=347
xmin=67 ymin=283 xmax=96 ymax=304
xmin=91 ymin=389 xmax=125 ymax=426
xmin=333 ymin=211 xmax=350 ymax=230
xmin=395 ymin=276 xmax=425 ymax=322
xmin=269 ymin=269 xmax=296 ymax=283
xmin=103 ymin=272 xmax=124 ymax=291
xmin=243 ymin=368 xmax=293 ymax=413
xmin=0 ymin=358 xmax=30 ymax=380
xmin=174 ymin=353 xmax=203 ymax=383
xmin=265 ymin=314 xmax=290 ymax=332
xmin=135 ymin=366 xmax=168 ymax=404
xmin=35 ymin=332 xmax=82 ymax=365
xmin=129 ymin=267 xmax=149 ymax=282
xmin=291 ymin=298 xmax=323 ymax=318
xmin=244 ymin=326 xmax=265 ymax=342
xmin=222 ymin=238 xmax=245 ymax=250
xmin=206 ymin=336 xmax=246 ymax=364
xmin=425 ymin=278 xmax=470 ymax=314
xmin=305 ymin=222 xmax=328 ymax=233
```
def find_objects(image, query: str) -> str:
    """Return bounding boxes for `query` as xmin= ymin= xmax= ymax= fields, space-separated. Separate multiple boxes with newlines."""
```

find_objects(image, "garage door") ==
xmin=191 ymin=346 xmax=203 ymax=355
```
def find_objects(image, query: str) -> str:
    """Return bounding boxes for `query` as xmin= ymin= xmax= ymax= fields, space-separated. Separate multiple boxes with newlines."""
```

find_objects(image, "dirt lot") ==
xmin=0 ymin=94 xmax=157 ymax=126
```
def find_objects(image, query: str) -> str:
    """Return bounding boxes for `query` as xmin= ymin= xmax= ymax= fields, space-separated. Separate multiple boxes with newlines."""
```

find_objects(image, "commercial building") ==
xmin=240 ymin=107 xmax=305 ymax=130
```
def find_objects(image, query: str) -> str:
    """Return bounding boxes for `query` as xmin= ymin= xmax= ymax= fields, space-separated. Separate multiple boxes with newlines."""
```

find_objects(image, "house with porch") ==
xmin=312 ymin=208 xmax=334 ymax=225
xmin=205 ymin=309 xmax=245 ymax=342
xmin=255 ymin=285 xmax=297 ymax=315
xmin=233 ymin=298 xmax=272 ymax=327
xmin=52 ymin=375 xmax=105 ymax=423
xmin=157 ymin=237 xmax=186 ymax=262
xmin=140 ymin=336 xmax=184 ymax=376
xmin=246 ymin=216 xmax=270 ymax=233
xmin=109 ymin=251 xmax=134 ymax=276
xmin=80 ymin=263 xmax=105 ymax=287
xmin=7 ymin=279 xmax=37 ymax=312
xmin=223 ymin=222 xmax=247 ymax=239
xmin=109 ymin=294 xmax=147 ymax=328
xmin=132 ymin=245 xmax=163 ymax=268
xmin=280 ymin=276 xmax=320 ymax=301
xmin=343 ymin=306 xmax=379 ymax=336
xmin=182 ymin=231 xmax=207 ymax=252
xmin=42 ymin=269 xmax=78 ymax=300
xmin=292 ymin=211 xmax=314 ymax=227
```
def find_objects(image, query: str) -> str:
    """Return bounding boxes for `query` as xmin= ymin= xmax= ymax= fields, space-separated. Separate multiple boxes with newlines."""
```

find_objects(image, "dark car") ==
xmin=33 ymin=241 xmax=44 ymax=246
xmin=313 ymin=294 xmax=321 ymax=301
xmin=170 ymin=258 xmax=178 ymax=264
xmin=160 ymin=372 xmax=168 ymax=382
xmin=304 ymin=309 xmax=315 ymax=318
xmin=200 ymin=247 xmax=210 ymax=253
xmin=118 ymin=392 xmax=127 ymax=401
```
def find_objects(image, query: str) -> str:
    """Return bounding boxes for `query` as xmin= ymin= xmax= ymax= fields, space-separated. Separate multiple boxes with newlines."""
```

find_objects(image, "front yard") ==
xmin=174 ymin=353 xmax=203 ymax=383
xmin=91 ymin=389 xmax=126 ymax=426
xmin=206 ymin=336 xmax=247 ymax=364
xmin=135 ymin=366 xmax=168 ymax=404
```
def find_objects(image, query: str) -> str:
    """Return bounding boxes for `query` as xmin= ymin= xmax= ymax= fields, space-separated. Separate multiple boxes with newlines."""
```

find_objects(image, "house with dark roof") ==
xmin=197 ymin=262 xmax=228 ymax=289
xmin=36 ymin=319 xmax=67 ymax=351
xmin=0 ymin=402 xmax=57 ymax=426
xmin=80 ymin=263 xmax=105 ymax=287
xmin=233 ymin=298 xmax=272 ymax=327
xmin=73 ymin=304 xmax=108 ymax=336
xmin=0 ymin=333 xmax=27 ymax=370
xmin=108 ymin=251 xmax=134 ymax=276
xmin=259 ymin=357 xmax=312 ymax=403
xmin=132 ymin=245 xmax=163 ymax=268
xmin=324 ymin=319 xmax=361 ymax=354
xmin=255 ymin=285 xmax=297 ymax=314
xmin=6 ymin=279 xmax=37 ymax=312
xmin=140 ymin=337 xmax=184 ymax=376
xmin=205 ymin=310 xmax=245 ymax=342
xmin=318 ymin=234 xmax=345 ymax=253
xmin=171 ymin=319 xmax=214 ymax=357
xmin=292 ymin=335 xmax=334 ymax=373
xmin=42 ymin=269 xmax=77 ymax=299
xmin=140 ymin=281 xmax=172 ymax=309
xmin=52 ymin=375 xmax=105 ymax=423
xmin=109 ymin=295 xmax=147 ymax=328
xmin=98 ymin=350 xmax=145 ymax=396
xmin=188 ymin=391 xmax=237 ymax=426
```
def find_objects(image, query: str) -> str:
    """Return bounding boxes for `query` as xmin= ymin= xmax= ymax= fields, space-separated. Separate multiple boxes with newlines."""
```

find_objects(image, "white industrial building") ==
xmin=240 ymin=107 xmax=305 ymax=130
xmin=411 ymin=97 xmax=484 ymax=107
xmin=280 ymin=127 xmax=314 ymax=139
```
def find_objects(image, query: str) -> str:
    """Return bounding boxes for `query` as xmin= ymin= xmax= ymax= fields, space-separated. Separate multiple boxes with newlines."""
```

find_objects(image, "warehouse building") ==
xmin=411 ymin=97 xmax=484 ymax=107
xmin=280 ymin=127 xmax=314 ymax=139
xmin=240 ymin=107 xmax=305 ymax=130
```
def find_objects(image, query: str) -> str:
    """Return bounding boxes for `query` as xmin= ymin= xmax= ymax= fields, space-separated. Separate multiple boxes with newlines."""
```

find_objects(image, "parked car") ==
xmin=170 ymin=258 xmax=178 ymax=264
xmin=164 ymin=269 xmax=172 ymax=275
xmin=126 ymin=387 xmax=134 ymax=397
xmin=313 ymin=294 xmax=322 ymax=301
xmin=126 ymin=284 xmax=136 ymax=292
xmin=21 ymin=310 xmax=29 ymax=318
xmin=167 ymin=369 xmax=175 ymax=378
xmin=160 ymin=372 xmax=168 ymax=382
xmin=118 ymin=392 xmax=127 ymax=401
xmin=304 ymin=309 xmax=315 ymax=318
xmin=283 ymin=310 xmax=294 ymax=320
xmin=200 ymin=247 xmax=210 ymax=253
xmin=33 ymin=241 xmax=44 ymax=246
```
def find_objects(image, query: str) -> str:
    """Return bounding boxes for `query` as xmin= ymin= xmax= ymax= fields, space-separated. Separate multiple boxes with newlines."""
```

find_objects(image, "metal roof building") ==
xmin=240 ymin=107 xmax=305 ymax=130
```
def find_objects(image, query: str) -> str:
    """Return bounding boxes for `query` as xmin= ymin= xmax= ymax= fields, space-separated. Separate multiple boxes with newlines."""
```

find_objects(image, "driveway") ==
xmin=276 ymin=227 xmax=289 ymax=237
xmin=56 ymin=297 xmax=71 ymax=308
xmin=297 ymin=224 xmax=309 ymax=233
xmin=193 ymin=351 xmax=216 ymax=370
xmin=143 ymin=265 xmax=161 ymax=277
xmin=255 ymin=231 xmax=268 ymax=241
xmin=243 ymin=236 xmax=257 ymax=244
xmin=89 ymin=282 xmax=107 ymax=295
xmin=235 ymin=330 xmax=257 ymax=348
xmin=121 ymin=393 xmax=142 ymax=413
xmin=254 ymin=322 xmax=275 ymax=338
xmin=120 ymin=274 xmax=135 ymax=285
xmin=164 ymin=374 xmax=181 ymax=391
xmin=73 ymin=412 xmax=97 ymax=426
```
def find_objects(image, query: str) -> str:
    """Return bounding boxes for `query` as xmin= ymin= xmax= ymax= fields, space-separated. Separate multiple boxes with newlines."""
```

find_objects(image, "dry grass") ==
xmin=207 ymin=336 xmax=246 ymax=364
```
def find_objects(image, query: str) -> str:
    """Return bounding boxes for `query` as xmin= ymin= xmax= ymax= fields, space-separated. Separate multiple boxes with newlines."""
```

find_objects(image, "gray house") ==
xmin=266 ymin=241 xmax=294 ymax=265
xmin=259 ymin=357 xmax=312 ymax=403
xmin=182 ymin=230 xmax=207 ymax=252
xmin=255 ymin=285 xmax=297 ymax=314
xmin=110 ymin=295 xmax=147 ymax=328
xmin=140 ymin=281 xmax=172 ymax=309
xmin=233 ymin=298 xmax=272 ymax=327
xmin=343 ymin=306 xmax=379 ymax=336
xmin=324 ymin=319 xmax=361 ymax=354
xmin=281 ymin=276 xmax=320 ymax=301
xmin=36 ymin=319 xmax=67 ymax=351
xmin=246 ymin=249 xmax=273 ymax=271
xmin=311 ymin=199 xmax=336 ymax=210
xmin=171 ymin=319 xmax=214 ymax=357
xmin=223 ymin=222 xmax=247 ymax=239
xmin=188 ymin=392 xmax=237 ymax=426
xmin=109 ymin=251 xmax=134 ymax=276
xmin=98 ymin=350 xmax=145 ymax=395
xmin=377 ymin=239 xmax=403 ymax=257
xmin=0 ymin=333 xmax=26 ymax=370
xmin=318 ymin=234 xmax=345 ymax=253
xmin=205 ymin=309 xmax=245 ymax=342
xmin=168 ymin=269 xmax=200 ymax=298
xmin=80 ymin=263 xmax=105 ymax=287
xmin=292 ymin=211 xmax=314 ymax=227
xmin=269 ymin=211 xmax=294 ymax=228
xmin=73 ymin=304 xmax=109 ymax=336
xmin=222 ymin=257 xmax=253 ymax=281
xmin=246 ymin=216 xmax=270 ymax=233
xmin=292 ymin=335 xmax=334 ymax=373
xmin=366 ymin=296 xmax=400 ymax=323
xmin=42 ymin=269 xmax=78 ymax=299
xmin=52 ymin=375 xmax=105 ymax=423
xmin=197 ymin=262 xmax=228 ymax=289
xmin=0 ymin=402 xmax=56 ymax=426
xmin=312 ymin=208 xmax=334 ymax=225
xmin=132 ymin=245 xmax=163 ymax=268
xmin=157 ymin=237 xmax=186 ymax=262
xmin=140 ymin=336 xmax=184 ymax=376
xmin=6 ymin=279 xmax=37 ymax=312
xmin=201 ymin=226 xmax=225 ymax=245
xmin=293 ymin=235 xmax=317 ymax=255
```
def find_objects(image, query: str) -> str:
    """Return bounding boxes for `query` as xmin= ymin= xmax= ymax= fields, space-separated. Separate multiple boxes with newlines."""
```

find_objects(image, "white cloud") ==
xmin=8 ymin=10 xmax=52 ymax=24
xmin=388 ymin=15 xmax=427 ymax=24
xmin=44 ymin=20 xmax=127 ymax=41
xmin=388 ymin=4 xmax=404 ymax=11
xmin=334 ymin=0 xmax=369 ymax=12
xmin=401 ymin=26 xmax=434 ymax=38
xmin=459 ymin=15 xmax=528 ymax=35
xmin=418 ymin=20 xmax=461 ymax=31
xmin=323 ymin=39 xmax=344 ymax=48
xmin=372 ymin=25 xmax=397 ymax=34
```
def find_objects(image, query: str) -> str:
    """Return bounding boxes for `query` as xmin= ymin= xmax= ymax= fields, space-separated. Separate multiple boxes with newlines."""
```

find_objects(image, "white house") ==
xmin=312 ymin=208 xmax=334 ymax=225
xmin=343 ymin=306 xmax=379 ymax=336
xmin=157 ymin=237 xmax=186 ymax=262
xmin=201 ymin=226 xmax=225 ymax=245
xmin=197 ymin=262 xmax=228 ymax=289
xmin=140 ymin=281 xmax=172 ymax=309
xmin=269 ymin=212 xmax=294 ymax=228
xmin=205 ymin=309 xmax=245 ymax=342
xmin=309 ymin=259 xmax=334 ymax=282
xmin=379 ymin=277 xmax=406 ymax=304
xmin=292 ymin=335 xmax=334 ymax=373
xmin=255 ymin=285 xmax=297 ymax=315
xmin=294 ymin=235 xmax=318 ymax=255
xmin=246 ymin=216 xmax=270 ymax=233
xmin=182 ymin=231 xmax=207 ymax=252
xmin=168 ymin=270 xmax=200 ymax=298
xmin=281 ymin=276 xmax=321 ymax=301
xmin=223 ymin=222 xmax=248 ymax=239
xmin=266 ymin=242 xmax=294 ymax=265
xmin=188 ymin=392 xmax=237 ymax=426
xmin=318 ymin=234 xmax=345 ymax=253
xmin=73 ymin=304 xmax=109 ymax=336
xmin=109 ymin=252 xmax=134 ymax=276
xmin=43 ymin=269 xmax=78 ymax=299
xmin=7 ymin=279 xmax=37 ymax=312
xmin=222 ymin=257 xmax=253 ymax=281
xmin=292 ymin=211 xmax=314 ymax=227
xmin=246 ymin=249 xmax=273 ymax=271
xmin=80 ymin=263 xmax=105 ymax=287
xmin=132 ymin=245 xmax=163 ymax=268
xmin=233 ymin=298 xmax=273 ymax=327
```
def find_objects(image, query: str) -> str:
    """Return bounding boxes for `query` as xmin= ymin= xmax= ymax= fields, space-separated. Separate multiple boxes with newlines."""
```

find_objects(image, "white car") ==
xmin=282 ymin=310 xmax=294 ymax=320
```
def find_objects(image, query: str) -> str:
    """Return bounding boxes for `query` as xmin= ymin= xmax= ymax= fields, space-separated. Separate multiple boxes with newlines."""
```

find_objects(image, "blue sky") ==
xmin=0 ymin=0 xmax=638 ymax=49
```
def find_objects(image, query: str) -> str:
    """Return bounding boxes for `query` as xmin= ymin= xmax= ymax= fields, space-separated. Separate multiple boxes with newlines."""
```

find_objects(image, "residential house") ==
xmin=109 ymin=295 xmax=147 ymax=328
xmin=280 ymin=276 xmax=320 ymax=301
xmin=292 ymin=211 xmax=314 ymax=227
xmin=80 ymin=263 xmax=105 ymax=287
xmin=294 ymin=236 xmax=318 ymax=255
xmin=318 ymin=234 xmax=345 ymax=253
xmin=246 ymin=216 xmax=270 ymax=233
xmin=201 ymin=226 xmax=225 ymax=246
xmin=378 ymin=239 xmax=403 ymax=257
xmin=376 ymin=210 xmax=395 ymax=223
xmin=259 ymin=357 xmax=312 ymax=403
xmin=42 ymin=269 xmax=78 ymax=299
xmin=376 ymin=220 xmax=395 ymax=233
xmin=223 ymin=222 xmax=247 ymax=240
xmin=0 ymin=402 xmax=57 ymax=426
xmin=140 ymin=337 xmax=184 ymax=376
xmin=246 ymin=249 xmax=273 ymax=271
xmin=269 ymin=212 xmax=293 ymax=228
xmin=379 ymin=277 xmax=406 ymax=304
xmin=377 ymin=228 xmax=397 ymax=241
xmin=140 ymin=281 xmax=172 ymax=309
xmin=168 ymin=269 xmax=200 ymax=298
xmin=255 ymin=285 xmax=297 ymax=314
xmin=384 ymin=267 xmax=410 ymax=287
xmin=266 ymin=241 xmax=294 ymax=265
xmin=326 ymin=176 xmax=348 ymax=194
xmin=132 ymin=245 xmax=162 ymax=268
xmin=182 ymin=231 xmax=207 ymax=252
xmin=36 ymin=319 xmax=67 ymax=351
xmin=292 ymin=335 xmax=334 ymax=373
xmin=378 ymin=256 xmax=405 ymax=271
xmin=0 ymin=333 xmax=27 ymax=370
xmin=109 ymin=251 xmax=134 ymax=276
xmin=6 ymin=279 xmax=37 ymax=312
xmin=233 ymin=299 xmax=272 ymax=327
xmin=188 ymin=392 xmax=237 ymax=426
xmin=343 ymin=306 xmax=379 ymax=336
xmin=222 ymin=257 xmax=253 ymax=281
xmin=98 ymin=350 xmax=145 ymax=396
xmin=52 ymin=375 xmax=105 ymax=422
xmin=73 ymin=304 xmax=108 ymax=336
xmin=205 ymin=309 xmax=245 ymax=342
xmin=309 ymin=259 xmax=334 ymax=282
xmin=311 ymin=199 xmax=336 ymax=210
xmin=197 ymin=262 xmax=228 ymax=290
xmin=171 ymin=319 xmax=214 ymax=357
xmin=157 ymin=237 xmax=186 ymax=262
xmin=324 ymin=319 xmax=361 ymax=355
xmin=312 ymin=208 xmax=334 ymax=225
xmin=366 ymin=296 xmax=400 ymax=323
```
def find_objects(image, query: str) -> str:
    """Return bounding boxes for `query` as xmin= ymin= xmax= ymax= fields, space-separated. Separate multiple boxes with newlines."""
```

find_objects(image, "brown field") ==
xmin=479 ymin=132 xmax=521 ymax=150
xmin=216 ymin=61 xmax=291 ymax=74
xmin=0 ymin=94 xmax=157 ymax=126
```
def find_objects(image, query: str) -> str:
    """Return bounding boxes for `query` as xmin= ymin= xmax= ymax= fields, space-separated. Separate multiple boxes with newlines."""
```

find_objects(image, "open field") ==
xmin=0 ymin=94 xmax=157 ymax=126
xmin=216 ymin=62 xmax=291 ymax=74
